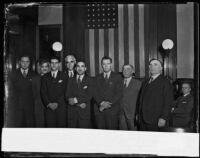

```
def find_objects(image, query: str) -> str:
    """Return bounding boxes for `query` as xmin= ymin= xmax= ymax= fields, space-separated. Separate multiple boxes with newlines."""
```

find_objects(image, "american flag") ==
xmin=86 ymin=3 xmax=118 ymax=29
xmin=84 ymin=3 xmax=146 ymax=77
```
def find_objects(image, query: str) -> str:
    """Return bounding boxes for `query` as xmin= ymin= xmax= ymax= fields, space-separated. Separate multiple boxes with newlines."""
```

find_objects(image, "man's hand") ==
xmin=158 ymin=118 xmax=166 ymax=127
xmin=99 ymin=101 xmax=112 ymax=112
xmin=79 ymin=103 xmax=87 ymax=109
xmin=47 ymin=103 xmax=58 ymax=110
xmin=68 ymin=98 xmax=76 ymax=105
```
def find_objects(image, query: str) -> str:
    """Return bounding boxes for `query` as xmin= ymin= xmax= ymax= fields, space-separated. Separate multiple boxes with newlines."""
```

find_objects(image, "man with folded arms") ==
xmin=66 ymin=61 xmax=92 ymax=128
xmin=93 ymin=56 xmax=122 ymax=130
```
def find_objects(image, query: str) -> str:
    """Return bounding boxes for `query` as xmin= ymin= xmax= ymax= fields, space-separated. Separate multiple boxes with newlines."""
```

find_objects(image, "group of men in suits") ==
xmin=8 ymin=54 xmax=193 ymax=131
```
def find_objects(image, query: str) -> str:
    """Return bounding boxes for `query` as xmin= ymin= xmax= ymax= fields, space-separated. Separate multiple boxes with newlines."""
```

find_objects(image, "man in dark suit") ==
xmin=93 ymin=56 xmax=122 ymax=130
xmin=66 ymin=61 xmax=92 ymax=128
xmin=119 ymin=64 xmax=141 ymax=130
xmin=32 ymin=59 xmax=50 ymax=127
xmin=8 ymin=55 xmax=36 ymax=127
xmin=41 ymin=56 xmax=67 ymax=127
xmin=170 ymin=82 xmax=194 ymax=127
xmin=64 ymin=55 xmax=76 ymax=79
xmin=138 ymin=59 xmax=173 ymax=131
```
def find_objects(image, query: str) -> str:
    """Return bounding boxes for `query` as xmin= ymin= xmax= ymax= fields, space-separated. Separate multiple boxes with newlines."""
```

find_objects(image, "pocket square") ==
xmin=83 ymin=86 xmax=88 ymax=89
xmin=58 ymin=80 xmax=63 ymax=83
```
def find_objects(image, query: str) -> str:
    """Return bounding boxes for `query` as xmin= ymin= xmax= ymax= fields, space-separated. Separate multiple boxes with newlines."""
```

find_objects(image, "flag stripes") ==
xmin=86 ymin=4 xmax=145 ymax=77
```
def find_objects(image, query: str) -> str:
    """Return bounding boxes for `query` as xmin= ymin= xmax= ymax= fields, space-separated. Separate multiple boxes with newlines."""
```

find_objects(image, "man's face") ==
xmin=123 ymin=65 xmax=133 ymax=78
xmin=40 ymin=62 xmax=50 ymax=75
xmin=20 ymin=57 xmax=30 ymax=70
xmin=181 ymin=83 xmax=191 ymax=95
xmin=50 ymin=59 xmax=59 ymax=71
xmin=76 ymin=62 xmax=86 ymax=75
xmin=65 ymin=56 xmax=76 ymax=71
xmin=102 ymin=59 xmax=112 ymax=73
xmin=149 ymin=60 xmax=162 ymax=75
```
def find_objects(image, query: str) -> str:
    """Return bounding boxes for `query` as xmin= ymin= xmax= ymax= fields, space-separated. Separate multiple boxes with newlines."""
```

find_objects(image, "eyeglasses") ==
xmin=65 ymin=61 xmax=75 ymax=63
xmin=182 ymin=87 xmax=190 ymax=89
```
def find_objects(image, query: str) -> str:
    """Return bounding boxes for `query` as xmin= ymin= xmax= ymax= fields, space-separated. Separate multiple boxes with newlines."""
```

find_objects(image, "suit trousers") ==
xmin=95 ymin=112 xmax=118 ymax=130
xmin=68 ymin=117 xmax=91 ymax=128
xmin=45 ymin=105 xmax=67 ymax=127
xmin=15 ymin=109 xmax=35 ymax=127
xmin=119 ymin=112 xmax=136 ymax=130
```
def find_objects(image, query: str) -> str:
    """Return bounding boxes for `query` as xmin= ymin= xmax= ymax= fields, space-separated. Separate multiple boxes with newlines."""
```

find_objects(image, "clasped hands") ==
xmin=99 ymin=101 xmax=112 ymax=112
xmin=68 ymin=98 xmax=86 ymax=109
xmin=47 ymin=102 xmax=58 ymax=110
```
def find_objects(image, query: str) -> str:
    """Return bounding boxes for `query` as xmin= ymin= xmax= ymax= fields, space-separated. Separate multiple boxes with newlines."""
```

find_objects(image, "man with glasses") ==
xmin=41 ymin=56 xmax=67 ymax=127
xmin=7 ymin=55 xmax=36 ymax=127
xmin=64 ymin=55 xmax=76 ymax=79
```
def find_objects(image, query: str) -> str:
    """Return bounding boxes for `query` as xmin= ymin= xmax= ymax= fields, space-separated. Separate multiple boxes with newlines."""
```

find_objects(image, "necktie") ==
xmin=105 ymin=74 xmax=108 ymax=83
xmin=124 ymin=79 xmax=127 ymax=87
xmin=52 ymin=72 xmax=56 ymax=78
xmin=69 ymin=71 xmax=72 ymax=78
xmin=77 ymin=76 xmax=81 ymax=87
xmin=22 ymin=70 xmax=27 ymax=77
xmin=149 ymin=77 xmax=153 ymax=84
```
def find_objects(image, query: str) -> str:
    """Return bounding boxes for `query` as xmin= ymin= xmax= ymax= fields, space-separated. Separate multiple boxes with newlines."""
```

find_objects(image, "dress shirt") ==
xmin=51 ymin=70 xmax=58 ymax=78
xmin=21 ymin=68 xmax=28 ymax=76
xmin=124 ymin=77 xmax=132 ymax=87
xmin=103 ymin=71 xmax=111 ymax=79
xmin=68 ymin=70 xmax=74 ymax=78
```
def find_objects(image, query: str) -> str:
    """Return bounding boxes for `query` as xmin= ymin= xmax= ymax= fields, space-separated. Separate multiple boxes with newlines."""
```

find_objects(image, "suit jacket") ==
xmin=120 ymin=77 xmax=142 ymax=119
xmin=66 ymin=75 xmax=92 ymax=119
xmin=8 ymin=68 xmax=36 ymax=110
xmin=139 ymin=75 xmax=173 ymax=124
xmin=40 ymin=71 xmax=67 ymax=108
xmin=171 ymin=94 xmax=194 ymax=127
xmin=93 ymin=72 xmax=123 ymax=115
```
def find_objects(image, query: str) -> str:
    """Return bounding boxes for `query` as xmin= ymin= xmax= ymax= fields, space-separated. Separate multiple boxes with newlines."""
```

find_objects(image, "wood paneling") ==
xmin=144 ymin=4 xmax=177 ymax=80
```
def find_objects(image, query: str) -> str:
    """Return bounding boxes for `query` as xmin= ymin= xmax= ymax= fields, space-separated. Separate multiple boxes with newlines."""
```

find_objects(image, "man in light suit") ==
xmin=138 ymin=59 xmax=174 ymax=131
xmin=32 ymin=59 xmax=50 ymax=127
xmin=8 ymin=55 xmax=36 ymax=127
xmin=119 ymin=64 xmax=141 ymax=130
xmin=66 ymin=61 xmax=92 ymax=128
xmin=93 ymin=56 xmax=122 ymax=130
xmin=41 ymin=56 xmax=67 ymax=127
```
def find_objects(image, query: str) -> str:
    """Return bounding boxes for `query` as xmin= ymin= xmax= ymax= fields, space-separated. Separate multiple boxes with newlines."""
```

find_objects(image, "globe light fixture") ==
xmin=52 ymin=41 xmax=63 ymax=51
xmin=162 ymin=39 xmax=174 ymax=50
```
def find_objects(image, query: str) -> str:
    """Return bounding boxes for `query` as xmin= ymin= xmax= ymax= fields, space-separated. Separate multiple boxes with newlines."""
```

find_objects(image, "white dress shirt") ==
xmin=124 ymin=77 xmax=132 ymax=87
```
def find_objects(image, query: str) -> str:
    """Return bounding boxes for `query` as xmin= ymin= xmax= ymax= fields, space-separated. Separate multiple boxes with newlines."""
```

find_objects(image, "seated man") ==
xmin=170 ymin=82 xmax=194 ymax=128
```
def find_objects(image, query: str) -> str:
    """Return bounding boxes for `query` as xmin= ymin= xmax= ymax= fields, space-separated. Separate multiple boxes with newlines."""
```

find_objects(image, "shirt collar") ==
xmin=151 ymin=73 xmax=161 ymax=80
xmin=183 ymin=93 xmax=190 ymax=97
xmin=51 ymin=70 xmax=58 ymax=75
xmin=20 ymin=68 xmax=28 ymax=74
xmin=104 ymin=71 xmax=111 ymax=78
xmin=77 ymin=74 xmax=84 ymax=81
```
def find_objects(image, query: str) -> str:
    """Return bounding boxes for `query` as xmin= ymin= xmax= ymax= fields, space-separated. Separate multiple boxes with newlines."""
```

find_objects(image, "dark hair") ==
xmin=101 ymin=56 xmax=112 ymax=64
xmin=149 ymin=58 xmax=163 ymax=66
xmin=39 ymin=59 xmax=50 ymax=66
xmin=50 ymin=56 xmax=60 ymax=62
xmin=76 ymin=60 xmax=86 ymax=67
xmin=20 ymin=55 xmax=30 ymax=60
